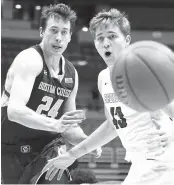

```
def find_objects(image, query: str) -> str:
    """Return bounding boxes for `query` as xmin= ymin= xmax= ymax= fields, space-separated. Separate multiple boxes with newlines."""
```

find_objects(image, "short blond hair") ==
xmin=89 ymin=8 xmax=130 ymax=38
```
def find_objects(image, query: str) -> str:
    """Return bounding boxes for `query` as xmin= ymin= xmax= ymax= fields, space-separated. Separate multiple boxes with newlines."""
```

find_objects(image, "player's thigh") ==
xmin=122 ymin=160 xmax=166 ymax=185
xmin=1 ymin=153 xmax=24 ymax=184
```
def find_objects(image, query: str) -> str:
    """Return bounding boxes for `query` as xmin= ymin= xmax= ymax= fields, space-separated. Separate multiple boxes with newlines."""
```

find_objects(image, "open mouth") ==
xmin=105 ymin=51 xmax=112 ymax=57
xmin=52 ymin=45 xmax=62 ymax=50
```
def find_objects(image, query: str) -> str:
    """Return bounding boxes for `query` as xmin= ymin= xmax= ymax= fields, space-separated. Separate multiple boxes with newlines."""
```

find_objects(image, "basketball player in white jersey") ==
xmin=42 ymin=8 xmax=174 ymax=184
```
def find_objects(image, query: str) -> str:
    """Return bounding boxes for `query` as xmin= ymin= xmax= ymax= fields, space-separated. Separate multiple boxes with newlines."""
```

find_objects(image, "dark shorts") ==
xmin=1 ymin=137 xmax=70 ymax=184
xmin=1 ymin=151 xmax=32 ymax=184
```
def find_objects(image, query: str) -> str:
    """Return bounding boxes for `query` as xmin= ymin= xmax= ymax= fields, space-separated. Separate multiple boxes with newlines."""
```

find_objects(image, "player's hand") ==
xmin=146 ymin=120 xmax=171 ymax=157
xmin=146 ymin=130 xmax=168 ymax=158
xmin=54 ymin=110 xmax=86 ymax=133
xmin=147 ymin=130 xmax=168 ymax=149
xmin=42 ymin=152 xmax=76 ymax=181
xmin=90 ymin=147 xmax=102 ymax=158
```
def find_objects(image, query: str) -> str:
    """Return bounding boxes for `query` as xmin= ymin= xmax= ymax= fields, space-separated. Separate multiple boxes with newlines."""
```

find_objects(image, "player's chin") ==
xmin=104 ymin=58 xmax=115 ymax=67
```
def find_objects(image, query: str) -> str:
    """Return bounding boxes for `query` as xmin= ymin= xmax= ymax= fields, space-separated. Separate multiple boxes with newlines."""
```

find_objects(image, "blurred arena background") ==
xmin=1 ymin=0 xmax=174 ymax=183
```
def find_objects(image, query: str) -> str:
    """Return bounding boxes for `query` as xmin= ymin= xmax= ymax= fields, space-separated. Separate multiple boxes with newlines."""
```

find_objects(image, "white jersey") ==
xmin=98 ymin=68 xmax=174 ymax=165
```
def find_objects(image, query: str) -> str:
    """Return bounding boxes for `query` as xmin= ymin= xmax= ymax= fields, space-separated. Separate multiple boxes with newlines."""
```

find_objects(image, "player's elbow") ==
xmin=7 ymin=103 xmax=20 ymax=121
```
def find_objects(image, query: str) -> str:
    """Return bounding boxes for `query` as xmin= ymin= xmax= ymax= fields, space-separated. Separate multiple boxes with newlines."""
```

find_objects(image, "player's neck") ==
xmin=107 ymin=64 xmax=114 ymax=72
xmin=40 ymin=44 xmax=62 ymax=73
xmin=44 ymin=51 xmax=61 ymax=70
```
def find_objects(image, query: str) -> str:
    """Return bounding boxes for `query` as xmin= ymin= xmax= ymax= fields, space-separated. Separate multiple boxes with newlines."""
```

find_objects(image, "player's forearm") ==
xmin=62 ymin=125 xmax=87 ymax=145
xmin=68 ymin=120 xmax=117 ymax=158
xmin=7 ymin=104 xmax=56 ymax=132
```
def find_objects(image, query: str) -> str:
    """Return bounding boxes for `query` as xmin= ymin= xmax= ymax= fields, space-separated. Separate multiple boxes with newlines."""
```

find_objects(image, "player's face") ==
xmin=94 ymin=23 xmax=129 ymax=67
xmin=40 ymin=17 xmax=71 ymax=55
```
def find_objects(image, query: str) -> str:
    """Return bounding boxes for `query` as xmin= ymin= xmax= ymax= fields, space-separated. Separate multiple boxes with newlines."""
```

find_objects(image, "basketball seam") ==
xmin=133 ymin=45 xmax=174 ymax=64
xmin=135 ymin=53 xmax=170 ymax=103
xmin=124 ymin=53 xmax=152 ymax=111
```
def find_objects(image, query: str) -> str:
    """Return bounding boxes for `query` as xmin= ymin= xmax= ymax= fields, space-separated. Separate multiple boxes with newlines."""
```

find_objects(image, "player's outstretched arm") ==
xmin=42 ymin=115 xmax=118 ymax=181
xmin=7 ymin=49 xmax=84 ymax=133
xmin=68 ymin=116 xmax=117 ymax=159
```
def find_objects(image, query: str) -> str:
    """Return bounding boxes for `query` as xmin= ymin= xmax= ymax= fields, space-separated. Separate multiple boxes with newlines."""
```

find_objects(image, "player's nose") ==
xmin=56 ymin=32 xmax=62 ymax=42
xmin=103 ymin=38 xmax=110 ymax=49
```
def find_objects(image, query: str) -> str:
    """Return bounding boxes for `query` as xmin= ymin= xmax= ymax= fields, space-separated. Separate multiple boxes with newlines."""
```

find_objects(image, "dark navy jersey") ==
xmin=1 ymin=45 xmax=76 ymax=144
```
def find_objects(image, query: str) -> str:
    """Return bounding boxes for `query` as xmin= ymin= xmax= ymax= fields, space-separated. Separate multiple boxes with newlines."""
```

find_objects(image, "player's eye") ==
xmin=61 ymin=30 xmax=68 ymax=35
xmin=97 ymin=36 xmax=104 ymax=42
xmin=108 ymin=34 xmax=117 ymax=40
xmin=51 ymin=28 xmax=58 ymax=33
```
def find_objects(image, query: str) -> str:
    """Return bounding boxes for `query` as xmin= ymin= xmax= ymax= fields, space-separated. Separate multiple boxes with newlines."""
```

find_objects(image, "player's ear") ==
xmin=39 ymin=27 xmax=44 ymax=38
xmin=125 ymin=35 xmax=131 ymax=47
xmin=67 ymin=31 xmax=72 ymax=43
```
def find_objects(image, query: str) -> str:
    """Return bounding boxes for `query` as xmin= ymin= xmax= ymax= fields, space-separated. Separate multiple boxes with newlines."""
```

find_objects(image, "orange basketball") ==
xmin=111 ymin=40 xmax=174 ymax=112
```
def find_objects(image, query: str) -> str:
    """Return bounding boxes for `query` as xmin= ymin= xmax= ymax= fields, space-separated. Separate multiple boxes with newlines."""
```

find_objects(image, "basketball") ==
xmin=111 ymin=40 xmax=174 ymax=112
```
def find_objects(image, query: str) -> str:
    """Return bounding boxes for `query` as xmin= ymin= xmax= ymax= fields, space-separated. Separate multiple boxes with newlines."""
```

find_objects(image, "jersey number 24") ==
xmin=36 ymin=96 xmax=64 ymax=118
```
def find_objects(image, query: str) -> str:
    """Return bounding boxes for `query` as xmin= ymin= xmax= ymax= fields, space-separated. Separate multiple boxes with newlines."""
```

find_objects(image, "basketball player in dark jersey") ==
xmin=1 ymin=4 xmax=101 ymax=184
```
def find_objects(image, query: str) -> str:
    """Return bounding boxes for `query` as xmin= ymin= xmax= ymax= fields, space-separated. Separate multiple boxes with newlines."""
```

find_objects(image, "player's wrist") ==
xmin=49 ymin=118 xmax=61 ymax=132
xmin=67 ymin=149 xmax=78 ymax=160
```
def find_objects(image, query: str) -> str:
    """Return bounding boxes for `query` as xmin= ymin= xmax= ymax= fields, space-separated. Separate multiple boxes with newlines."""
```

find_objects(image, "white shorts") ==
xmin=122 ymin=159 xmax=174 ymax=185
